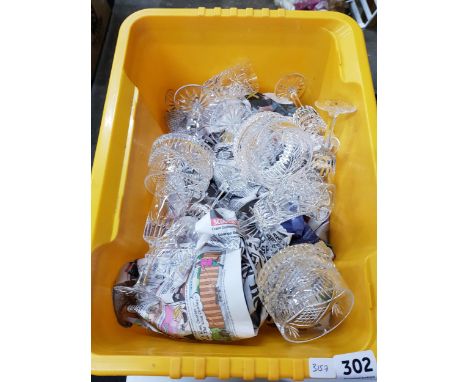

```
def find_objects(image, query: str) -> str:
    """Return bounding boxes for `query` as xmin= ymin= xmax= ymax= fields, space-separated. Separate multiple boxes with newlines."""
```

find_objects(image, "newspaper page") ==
xmin=186 ymin=208 xmax=255 ymax=340
xmin=185 ymin=246 xmax=255 ymax=341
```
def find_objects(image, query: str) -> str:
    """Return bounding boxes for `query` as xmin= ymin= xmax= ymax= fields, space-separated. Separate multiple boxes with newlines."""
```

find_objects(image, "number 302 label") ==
xmin=309 ymin=350 xmax=377 ymax=379
xmin=334 ymin=350 xmax=377 ymax=379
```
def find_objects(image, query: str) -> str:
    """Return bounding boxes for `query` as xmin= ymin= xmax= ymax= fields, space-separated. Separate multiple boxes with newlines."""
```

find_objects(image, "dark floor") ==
xmin=364 ymin=28 xmax=377 ymax=92
xmin=91 ymin=2 xmax=376 ymax=381
xmin=91 ymin=0 xmax=376 ymax=164
xmin=91 ymin=377 xmax=126 ymax=382
xmin=92 ymin=0 xmax=277 ymax=163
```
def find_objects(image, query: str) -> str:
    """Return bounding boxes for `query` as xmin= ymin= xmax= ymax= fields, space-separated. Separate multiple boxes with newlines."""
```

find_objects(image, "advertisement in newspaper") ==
xmin=185 ymin=247 xmax=255 ymax=341
xmin=186 ymin=208 xmax=255 ymax=341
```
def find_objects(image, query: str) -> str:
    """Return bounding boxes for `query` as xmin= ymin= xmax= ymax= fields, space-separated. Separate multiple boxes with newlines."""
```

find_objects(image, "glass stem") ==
xmin=211 ymin=190 xmax=226 ymax=209
xmin=326 ymin=115 xmax=338 ymax=148
xmin=290 ymin=92 xmax=303 ymax=108
xmin=154 ymin=195 xmax=169 ymax=239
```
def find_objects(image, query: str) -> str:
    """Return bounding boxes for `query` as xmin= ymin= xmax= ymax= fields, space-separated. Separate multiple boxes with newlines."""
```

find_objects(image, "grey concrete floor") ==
xmin=363 ymin=28 xmax=377 ymax=93
xmin=91 ymin=0 xmax=376 ymax=163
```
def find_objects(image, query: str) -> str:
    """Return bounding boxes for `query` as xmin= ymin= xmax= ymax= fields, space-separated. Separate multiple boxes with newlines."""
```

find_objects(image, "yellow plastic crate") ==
xmin=91 ymin=8 xmax=377 ymax=379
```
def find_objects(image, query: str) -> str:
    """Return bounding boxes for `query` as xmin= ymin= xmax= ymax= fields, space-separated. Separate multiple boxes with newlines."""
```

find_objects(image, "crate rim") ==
xmin=91 ymin=8 xmax=376 ymax=378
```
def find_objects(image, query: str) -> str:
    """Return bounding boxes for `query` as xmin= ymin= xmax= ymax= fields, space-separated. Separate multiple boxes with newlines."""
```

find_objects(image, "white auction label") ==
xmin=308 ymin=357 xmax=336 ymax=379
xmin=333 ymin=350 xmax=377 ymax=379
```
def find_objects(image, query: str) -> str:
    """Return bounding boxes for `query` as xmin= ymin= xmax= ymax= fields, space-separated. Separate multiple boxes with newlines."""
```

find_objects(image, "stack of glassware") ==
xmin=113 ymin=62 xmax=357 ymax=343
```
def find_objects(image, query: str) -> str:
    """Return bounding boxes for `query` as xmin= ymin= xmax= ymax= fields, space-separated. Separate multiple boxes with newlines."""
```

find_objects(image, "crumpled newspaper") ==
xmin=113 ymin=208 xmax=261 ymax=341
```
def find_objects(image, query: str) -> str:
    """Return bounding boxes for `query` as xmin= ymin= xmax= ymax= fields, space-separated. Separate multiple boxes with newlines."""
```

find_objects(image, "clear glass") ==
xmin=252 ymin=174 xmax=332 ymax=230
xmin=233 ymin=112 xmax=322 ymax=189
xmin=257 ymin=243 xmax=354 ymax=343
xmin=274 ymin=72 xmax=307 ymax=101
xmin=315 ymin=99 xmax=357 ymax=149
xmin=126 ymin=241 xmax=199 ymax=338
xmin=169 ymin=84 xmax=215 ymax=139
xmin=113 ymin=65 xmax=358 ymax=343
xmin=205 ymin=141 xmax=259 ymax=209
xmin=274 ymin=73 xmax=326 ymax=134
xmin=311 ymin=146 xmax=337 ymax=178
xmin=145 ymin=133 xmax=213 ymax=197
xmin=305 ymin=99 xmax=356 ymax=178
xmin=314 ymin=99 xmax=357 ymax=118
xmin=214 ymin=160 xmax=257 ymax=198
xmin=174 ymin=84 xmax=213 ymax=112
xmin=143 ymin=193 xmax=192 ymax=245
xmin=143 ymin=133 xmax=213 ymax=244
xmin=165 ymin=88 xmax=188 ymax=133
xmin=205 ymin=98 xmax=252 ymax=139
xmin=139 ymin=217 xmax=199 ymax=287
xmin=293 ymin=105 xmax=327 ymax=135
xmin=203 ymin=62 xmax=259 ymax=100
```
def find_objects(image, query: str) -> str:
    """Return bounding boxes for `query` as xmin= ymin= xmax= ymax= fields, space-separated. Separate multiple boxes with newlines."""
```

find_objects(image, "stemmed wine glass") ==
xmin=203 ymin=62 xmax=259 ymax=100
xmin=310 ymin=100 xmax=356 ymax=178
xmin=233 ymin=111 xmax=320 ymax=190
xmin=163 ymin=84 xmax=216 ymax=145
xmin=257 ymin=243 xmax=354 ymax=343
xmin=274 ymin=73 xmax=327 ymax=135
xmin=143 ymin=133 xmax=214 ymax=245
xmin=315 ymin=99 xmax=356 ymax=149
